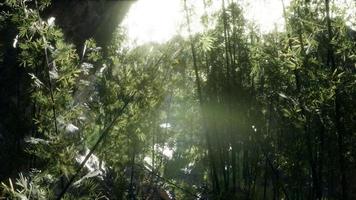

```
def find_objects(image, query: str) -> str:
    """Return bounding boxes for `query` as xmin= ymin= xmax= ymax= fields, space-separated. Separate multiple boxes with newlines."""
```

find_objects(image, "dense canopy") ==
xmin=0 ymin=0 xmax=355 ymax=199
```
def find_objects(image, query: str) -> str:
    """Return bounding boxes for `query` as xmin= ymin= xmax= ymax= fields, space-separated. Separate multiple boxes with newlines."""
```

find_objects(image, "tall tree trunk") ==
xmin=324 ymin=0 xmax=347 ymax=199
xmin=183 ymin=0 xmax=220 ymax=194
xmin=316 ymin=116 xmax=325 ymax=199
xmin=281 ymin=1 xmax=323 ymax=198
xmin=129 ymin=143 xmax=136 ymax=200
xmin=263 ymin=158 xmax=268 ymax=200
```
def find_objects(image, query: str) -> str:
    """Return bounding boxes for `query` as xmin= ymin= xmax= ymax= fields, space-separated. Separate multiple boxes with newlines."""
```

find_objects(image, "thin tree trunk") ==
xmin=183 ymin=0 xmax=220 ymax=194
xmin=129 ymin=143 xmax=136 ymax=200
xmin=263 ymin=158 xmax=268 ymax=200
xmin=317 ymin=116 xmax=325 ymax=199
xmin=281 ymin=1 xmax=323 ymax=198
xmin=324 ymin=0 xmax=347 ymax=199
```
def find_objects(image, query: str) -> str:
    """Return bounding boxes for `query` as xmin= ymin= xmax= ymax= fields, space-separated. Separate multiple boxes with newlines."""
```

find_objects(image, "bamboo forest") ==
xmin=0 ymin=0 xmax=355 ymax=199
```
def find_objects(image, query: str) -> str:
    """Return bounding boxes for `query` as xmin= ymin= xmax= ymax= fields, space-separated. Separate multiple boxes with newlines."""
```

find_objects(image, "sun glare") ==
xmin=242 ymin=0 xmax=291 ymax=32
xmin=121 ymin=0 xmax=183 ymax=45
xmin=122 ymin=0 xmax=355 ymax=45
xmin=122 ymin=0 xmax=291 ymax=45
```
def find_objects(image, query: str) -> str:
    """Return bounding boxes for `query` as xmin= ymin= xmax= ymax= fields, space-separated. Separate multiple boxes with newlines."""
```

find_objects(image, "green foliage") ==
xmin=1 ymin=173 xmax=48 ymax=200
xmin=1 ymin=0 xmax=93 ymax=198
xmin=1 ymin=0 xmax=355 ymax=199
